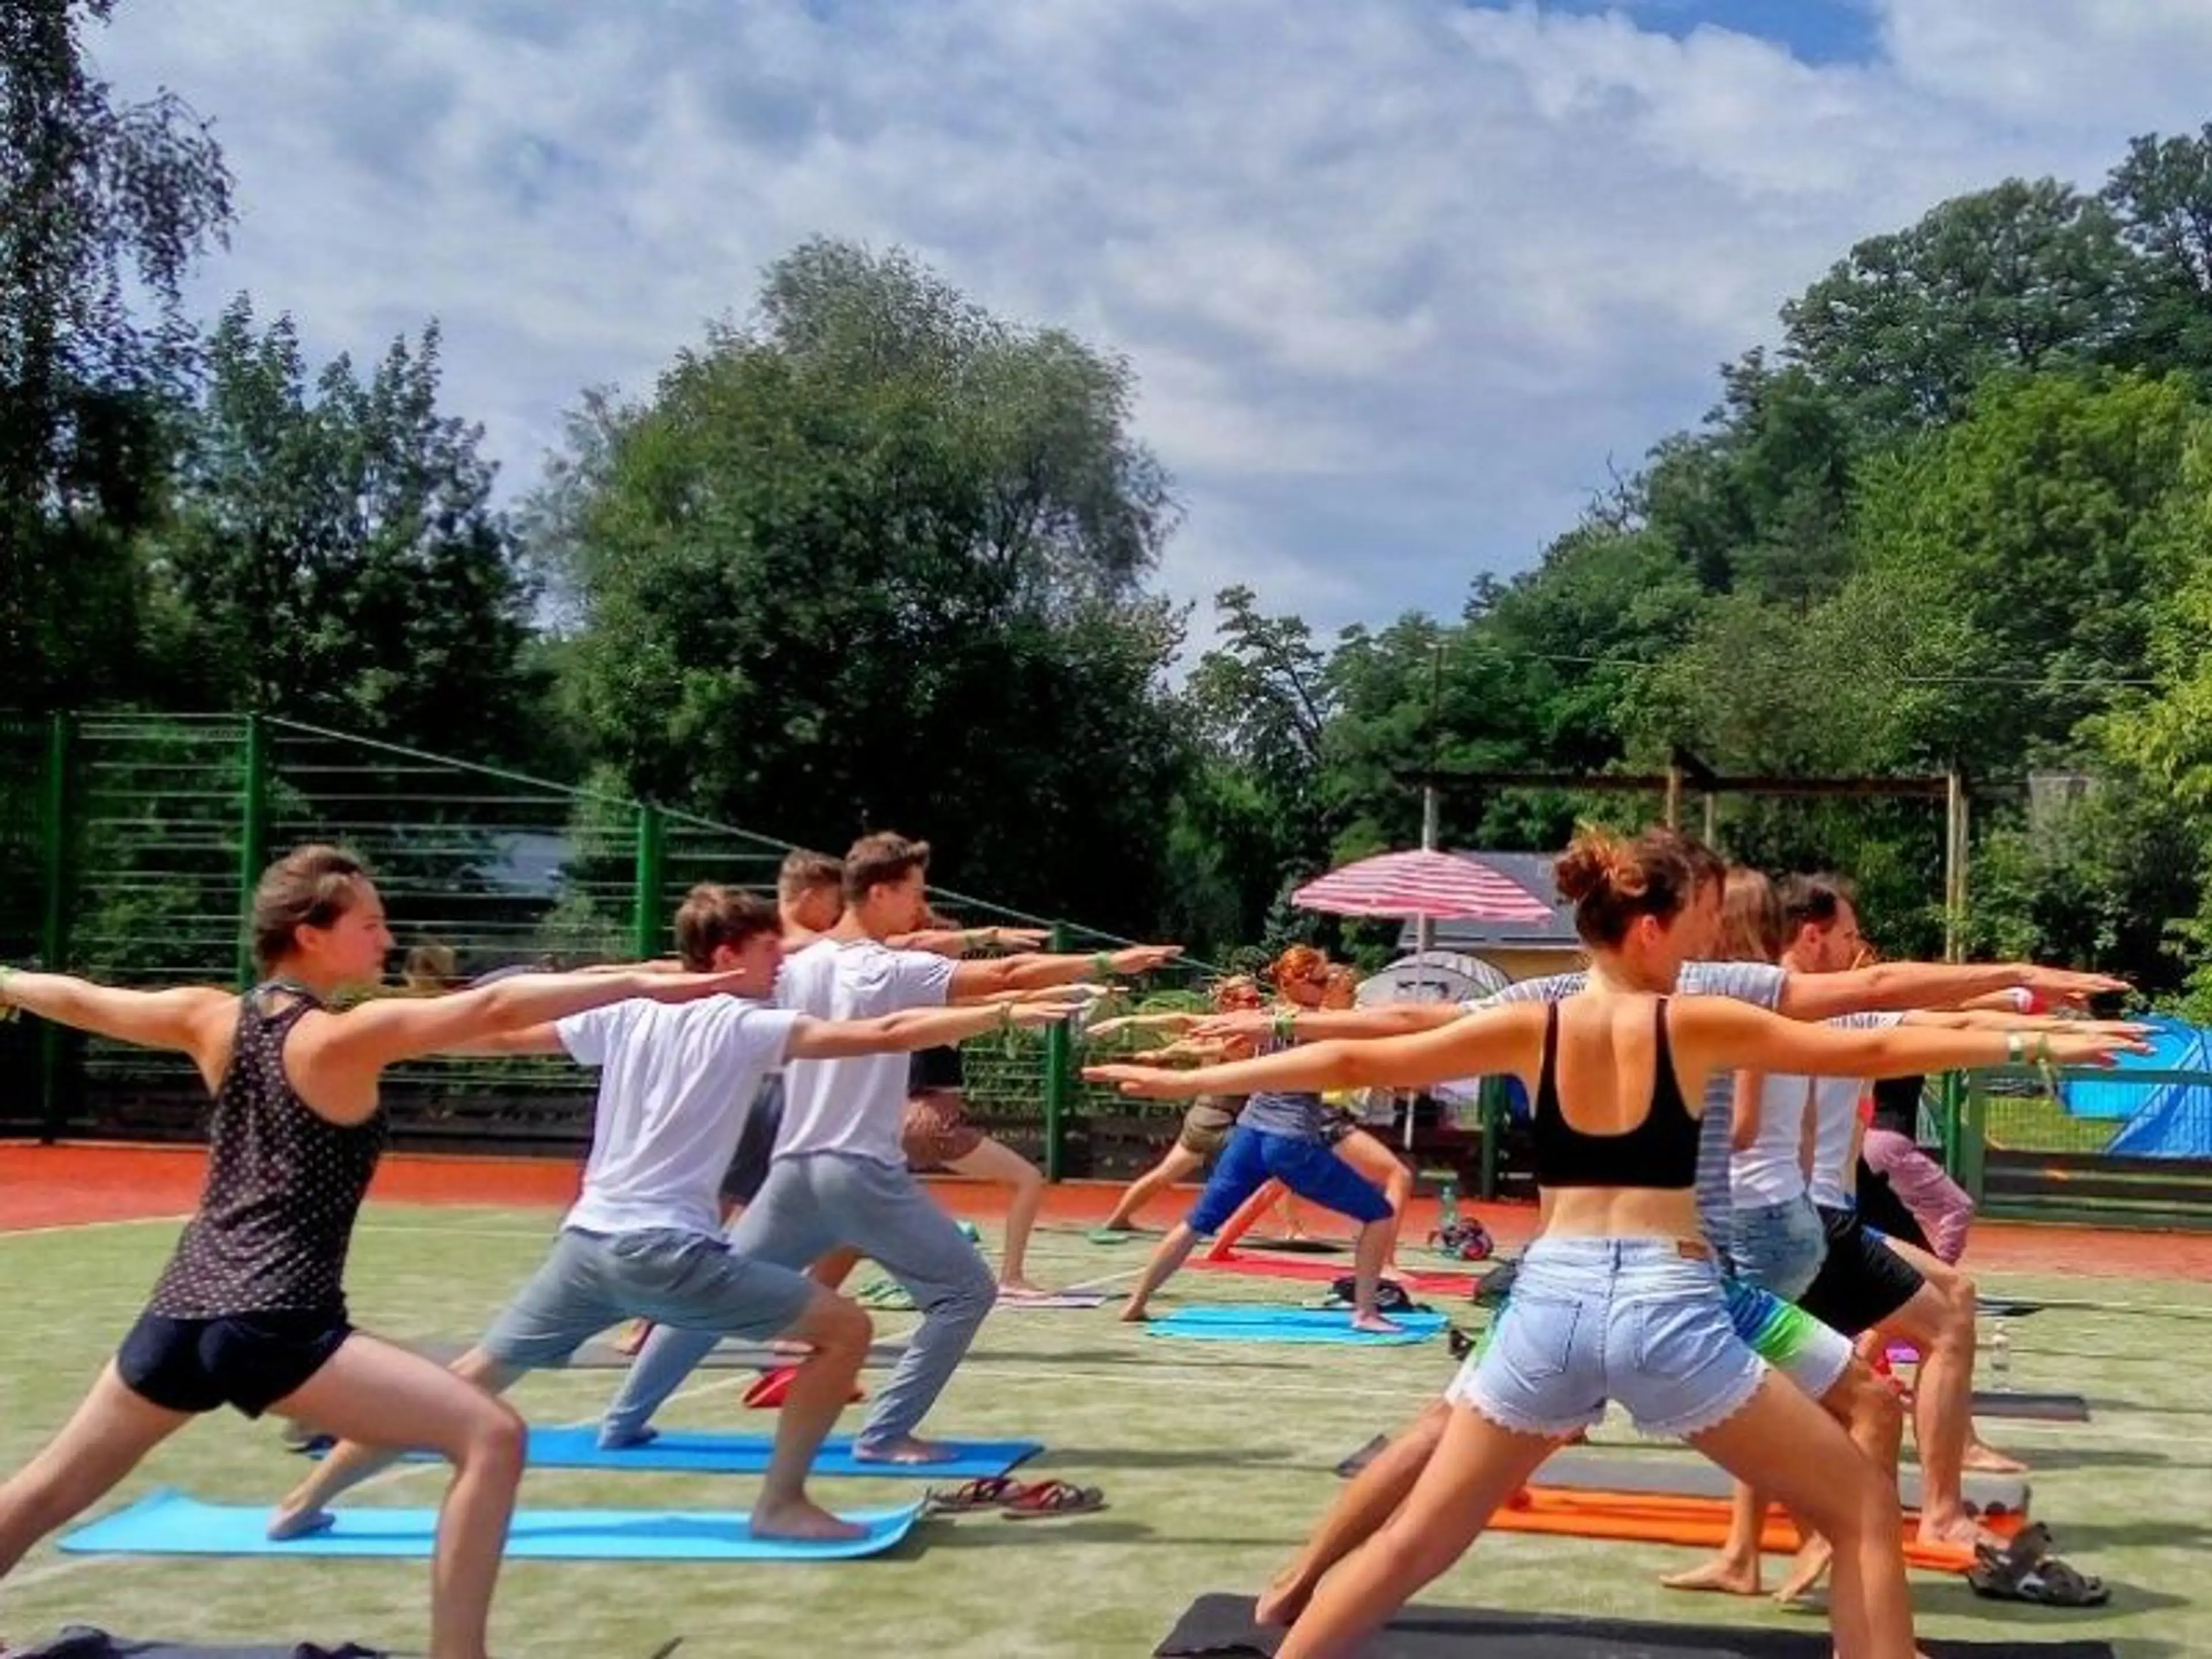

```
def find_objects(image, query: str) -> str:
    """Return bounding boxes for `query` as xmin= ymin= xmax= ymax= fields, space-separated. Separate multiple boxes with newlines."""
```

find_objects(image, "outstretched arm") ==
xmin=949 ymin=944 xmax=1181 ymax=1000
xmin=1776 ymin=961 xmax=2126 ymax=1022
xmin=1189 ymin=1005 xmax=1461 ymax=1044
xmin=1677 ymin=997 xmax=2143 ymax=1084
xmin=0 ymin=969 xmax=233 ymax=1059
xmin=1085 ymin=1003 xmax=1548 ymax=1100
xmin=787 ymin=994 xmax=1077 ymax=1060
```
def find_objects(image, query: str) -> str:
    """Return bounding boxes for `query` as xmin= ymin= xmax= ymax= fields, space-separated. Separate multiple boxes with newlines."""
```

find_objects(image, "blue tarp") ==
xmin=2062 ymin=1014 xmax=2212 ymax=1159
xmin=2060 ymin=1015 xmax=2203 ymax=1119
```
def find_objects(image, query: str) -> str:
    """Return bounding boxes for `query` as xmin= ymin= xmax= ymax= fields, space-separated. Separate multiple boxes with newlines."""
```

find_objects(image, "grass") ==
xmin=0 ymin=1207 xmax=2205 ymax=1657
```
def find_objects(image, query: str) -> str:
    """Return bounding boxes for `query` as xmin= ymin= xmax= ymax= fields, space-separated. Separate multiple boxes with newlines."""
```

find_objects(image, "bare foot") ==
xmin=768 ymin=1337 xmax=816 ymax=1358
xmin=1963 ymin=1438 xmax=2027 ymax=1474
xmin=749 ymin=1498 xmax=870 ymax=1543
xmin=1774 ymin=1536 xmax=1832 ymax=1603
xmin=1120 ymin=1304 xmax=1151 ymax=1324
xmin=1254 ymin=1569 xmax=1313 ymax=1627
xmin=1916 ymin=1513 xmax=1998 ymax=1550
xmin=999 ymin=1279 xmax=1051 ymax=1298
xmin=853 ymin=1435 xmax=960 ymax=1465
xmin=1350 ymin=1312 xmax=1403 ymax=1335
xmin=1660 ymin=1556 xmax=1762 ymax=1597
xmin=266 ymin=1505 xmax=338 ymax=1543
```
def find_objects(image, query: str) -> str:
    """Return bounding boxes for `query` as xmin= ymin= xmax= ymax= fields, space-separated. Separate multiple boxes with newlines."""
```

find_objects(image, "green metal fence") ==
xmin=3 ymin=711 xmax=1223 ymax=1173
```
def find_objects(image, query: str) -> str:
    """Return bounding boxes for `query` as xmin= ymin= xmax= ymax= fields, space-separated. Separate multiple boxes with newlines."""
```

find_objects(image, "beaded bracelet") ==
xmin=0 ymin=965 xmax=18 ymax=1022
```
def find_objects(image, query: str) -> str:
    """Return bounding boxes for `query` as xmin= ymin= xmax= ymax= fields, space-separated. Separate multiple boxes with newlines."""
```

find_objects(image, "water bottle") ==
xmin=1988 ymin=1320 xmax=2010 ymax=1388
xmin=1438 ymin=1177 xmax=1461 ymax=1232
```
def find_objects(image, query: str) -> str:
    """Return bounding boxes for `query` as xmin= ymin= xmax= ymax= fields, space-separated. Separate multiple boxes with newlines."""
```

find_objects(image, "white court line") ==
xmin=0 ymin=1214 xmax=191 ymax=1240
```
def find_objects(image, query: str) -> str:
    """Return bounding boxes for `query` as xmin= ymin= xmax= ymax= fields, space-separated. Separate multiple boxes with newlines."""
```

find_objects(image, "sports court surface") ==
xmin=2 ymin=1145 xmax=2205 ymax=1657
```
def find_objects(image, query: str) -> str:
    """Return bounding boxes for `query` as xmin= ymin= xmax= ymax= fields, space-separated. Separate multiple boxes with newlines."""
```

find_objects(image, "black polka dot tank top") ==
xmin=147 ymin=983 xmax=389 ymax=1319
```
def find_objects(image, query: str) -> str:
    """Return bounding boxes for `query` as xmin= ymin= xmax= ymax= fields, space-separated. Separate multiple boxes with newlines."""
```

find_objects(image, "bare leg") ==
xmin=1276 ymin=1403 xmax=1558 ymax=1659
xmin=810 ymin=1245 xmax=866 ymax=1292
xmin=1346 ymin=1216 xmax=1399 ymax=1332
xmin=1101 ymin=1145 xmax=1203 ymax=1231
xmin=0 ymin=1362 xmax=192 ymax=1578
xmin=270 ymin=1346 xmax=525 ymax=1536
xmin=1687 ymin=1376 xmax=1918 ymax=1659
xmin=1662 ymin=1481 xmax=1768 ymax=1596
xmin=945 ymin=1137 xmax=1047 ymax=1291
xmin=750 ymin=1290 xmax=873 ymax=1541
xmin=1259 ymin=1400 xmax=1449 ymax=1626
xmin=1121 ymin=1223 xmax=1202 ymax=1322
xmin=1876 ymin=1270 xmax=1981 ymax=1544
xmin=270 ymin=1334 xmax=528 ymax=1659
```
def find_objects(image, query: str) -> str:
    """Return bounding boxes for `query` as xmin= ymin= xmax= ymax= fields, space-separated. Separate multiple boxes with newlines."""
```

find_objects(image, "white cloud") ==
xmin=81 ymin=0 xmax=2212 ymax=656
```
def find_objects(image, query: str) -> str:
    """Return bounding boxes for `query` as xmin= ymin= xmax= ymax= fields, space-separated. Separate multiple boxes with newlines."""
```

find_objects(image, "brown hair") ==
xmin=1652 ymin=827 xmax=1726 ymax=895
xmin=1552 ymin=824 xmax=1696 ymax=949
xmin=1779 ymin=872 xmax=1855 ymax=938
xmin=777 ymin=849 xmax=844 ymax=906
xmin=252 ymin=844 xmax=372 ymax=972
xmin=843 ymin=832 xmax=930 ymax=904
xmin=1209 ymin=974 xmax=1263 ymax=1012
xmin=1268 ymin=944 xmax=1328 ymax=989
xmin=673 ymin=882 xmax=779 ymax=969
xmin=402 ymin=941 xmax=457 ymax=992
xmin=1717 ymin=867 xmax=1783 ymax=963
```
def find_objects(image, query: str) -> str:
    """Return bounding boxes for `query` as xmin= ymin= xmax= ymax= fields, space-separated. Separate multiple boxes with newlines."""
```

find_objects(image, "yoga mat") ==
xmin=1237 ymin=1235 xmax=1349 ymax=1255
xmin=1146 ymin=1306 xmax=1446 ymax=1347
xmin=1528 ymin=1446 xmax=2030 ymax=1519
xmin=1190 ymin=1252 xmax=1482 ymax=1297
xmin=997 ymin=1290 xmax=1116 ymax=1308
xmin=60 ymin=1488 xmax=925 ymax=1562
xmin=1482 ymin=1490 xmax=1980 ymax=1574
xmin=1154 ymin=1592 xmax=2119 ymax=1657
xmin=1972 ymin=1390 xmax=2089 ymax=1422
xmin=3 ymin=1631 xmax=387 ymax=1659
xmin=347 ymin=1426 xmax=1041 ymax=1480
xmin=1978 ymin=1297 xmax=2044 ymax=1318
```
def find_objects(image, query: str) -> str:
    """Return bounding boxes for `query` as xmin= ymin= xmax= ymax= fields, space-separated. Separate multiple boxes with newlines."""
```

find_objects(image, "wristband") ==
xmin=0 ymin=965 xmax=16 ymax=1021
xmin=2005 ymin=1032 xmax=2025 ymax=1065
xmin=1092 ymin=952 xmax=1115 ymax=979
xmin=1272 ymin=1007 xmax=1297 ymax=1044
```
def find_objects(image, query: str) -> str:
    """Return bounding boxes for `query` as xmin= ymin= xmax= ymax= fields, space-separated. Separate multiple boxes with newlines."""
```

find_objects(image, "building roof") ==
xmin=1391 ymin=850 xmax=1581 ymax=952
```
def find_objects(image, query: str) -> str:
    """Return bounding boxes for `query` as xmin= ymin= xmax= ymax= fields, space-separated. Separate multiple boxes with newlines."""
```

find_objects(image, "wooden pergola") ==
xmin=1397 ymin=749 xmax=2023 ymax=961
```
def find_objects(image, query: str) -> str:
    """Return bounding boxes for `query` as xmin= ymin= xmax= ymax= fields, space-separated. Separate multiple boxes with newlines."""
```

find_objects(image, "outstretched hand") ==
xmin=2042 ymin=1029 xmax=2155 ymax=1069
xmin=1104 ymin=945 xmax=1185 ymax=976
xmin=1083 ymin=1011 xmax=1202 ymax=1041
xmin=1007 ymin=1001 xmax=1084 ymax=1031
xmin=1082 ymin=1062 xmax=1204 ymax=1099
xmin=1187 ymin=1011 xmax=1272 ymax=1043
xmin=2022 ymin=966 xmax=2130 ymax=1007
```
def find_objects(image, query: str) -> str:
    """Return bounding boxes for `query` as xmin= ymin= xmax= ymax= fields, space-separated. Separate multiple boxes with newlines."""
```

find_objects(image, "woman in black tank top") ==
xmin=0 ymin=844 xmax=757 ymax=1659
xmin=1087 ymin=827 xmax=2139 ymax=1659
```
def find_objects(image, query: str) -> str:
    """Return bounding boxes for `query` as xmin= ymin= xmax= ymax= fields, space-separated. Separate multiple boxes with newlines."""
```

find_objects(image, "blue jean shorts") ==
xmin=1730 ymin=1194 xmax=1828 ymax=1303
xmin=1450 ymin=1237 xmax=1766 ymax=1438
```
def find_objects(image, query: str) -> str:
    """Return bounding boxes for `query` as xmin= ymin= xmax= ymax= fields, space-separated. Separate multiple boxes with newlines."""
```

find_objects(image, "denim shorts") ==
xmin=1450 ymin=1237 xmax=1766 ymax=1438
xmin=1730 ymin=1194 xmax=1828 ymax=1303
xmin=482 ymin=1226 xmax=815 ymax=1368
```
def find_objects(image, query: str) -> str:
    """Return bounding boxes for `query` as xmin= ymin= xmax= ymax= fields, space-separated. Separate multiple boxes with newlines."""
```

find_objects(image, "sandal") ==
xmin=1001 ymin=1479 xmax=1108 ymax=1520
xmin=924 ymin=1476 xmax=1025 ymax=1514
xmin=1969 ymin=1527 xmax=2107 ymax=1608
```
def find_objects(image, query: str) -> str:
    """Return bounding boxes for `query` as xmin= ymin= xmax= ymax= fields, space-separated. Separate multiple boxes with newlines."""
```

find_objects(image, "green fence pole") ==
xmin=235 ymin=714 xmax=270 ymax=987
xmin=1041 ymin=921 xmax=1073 ymax=1182
xmin=1957 ymin=1070 xmax=1988 ymax=1205
xmin=1477 ymin=1080 xmax=1502 ymax=1200
xmin=632 ymin=803 xmax=666 ymax=961
xmin=1938 ymin=1070 xmax=1963 ymax=1166
xmin=37 ymin=713 xmax=73 ymax=1143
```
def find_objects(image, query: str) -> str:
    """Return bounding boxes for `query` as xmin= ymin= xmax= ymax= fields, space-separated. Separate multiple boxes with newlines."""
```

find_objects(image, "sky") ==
xmin=85 ymin=1 xmax=2212 ymax=657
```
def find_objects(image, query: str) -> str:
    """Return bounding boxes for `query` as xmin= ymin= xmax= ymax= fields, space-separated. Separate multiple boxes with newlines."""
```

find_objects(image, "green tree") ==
xmin=555 ymin=238 xmax=1185 ymax=932
xmin=143 ymin=296 xmax=535 ymax=759
xmin=1 ymin=0 xmax=233 ymax=706
xmin=2103 ymin=125 xmax=2212 ymax=376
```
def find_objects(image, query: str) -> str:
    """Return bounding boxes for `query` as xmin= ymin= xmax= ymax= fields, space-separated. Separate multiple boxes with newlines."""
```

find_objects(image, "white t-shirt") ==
xmin=1729 ymin=1073 xmax=1818 ymax=1207
xmin=555 ymin=997 xmax=801 ymax=1238
xmin=1750 ymin=1011 xmax=1907 ymax=1211
xmin=772 ymin=937 xmax=959 ymax=1165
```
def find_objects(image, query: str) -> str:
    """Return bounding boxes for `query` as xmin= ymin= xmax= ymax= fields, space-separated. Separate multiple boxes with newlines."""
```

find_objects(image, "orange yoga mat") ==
xmin=1483 ymin=1487 xmax=1990 ymax=1574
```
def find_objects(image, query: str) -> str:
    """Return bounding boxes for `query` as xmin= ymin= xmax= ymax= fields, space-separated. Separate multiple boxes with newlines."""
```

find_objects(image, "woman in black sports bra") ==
xmin=0 ymin=844 xmax=755 ymax=1659
xmin=1087 ymin=827 xmax=2139 ymax=1659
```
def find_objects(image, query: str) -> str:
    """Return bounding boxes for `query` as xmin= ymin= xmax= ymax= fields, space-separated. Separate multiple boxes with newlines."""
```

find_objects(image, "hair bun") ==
xmin=1554 ymin=827 xmax=1621 ymax=903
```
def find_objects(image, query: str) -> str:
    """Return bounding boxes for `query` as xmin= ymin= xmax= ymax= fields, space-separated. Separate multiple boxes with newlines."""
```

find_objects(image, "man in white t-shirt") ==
xmin=267 ymin=883 xmax=1079 ymax=1544
xmin=605 ymin=831 xmax=1182 ymax=1463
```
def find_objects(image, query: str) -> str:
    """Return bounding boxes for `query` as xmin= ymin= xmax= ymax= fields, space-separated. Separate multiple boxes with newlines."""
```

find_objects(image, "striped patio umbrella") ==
xmin=1291 ymin=847 xmax=1552 ymax=923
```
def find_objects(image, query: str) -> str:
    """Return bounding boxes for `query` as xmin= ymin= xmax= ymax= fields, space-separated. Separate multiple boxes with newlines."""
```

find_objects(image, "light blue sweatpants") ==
xmin=599 ymin=1151 xmax=995 ymax=1450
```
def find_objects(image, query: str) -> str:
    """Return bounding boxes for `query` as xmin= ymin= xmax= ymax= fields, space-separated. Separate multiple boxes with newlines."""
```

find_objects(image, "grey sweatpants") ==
xmin=600 ymin=1151 xmax=995 ymax=1449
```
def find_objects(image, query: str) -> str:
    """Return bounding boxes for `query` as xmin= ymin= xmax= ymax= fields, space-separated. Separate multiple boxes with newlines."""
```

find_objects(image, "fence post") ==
xmin=37 ymin=713 xmax=74 ymax=1143
xmin=1476 ymin=1080 xmax=1502 ymax=1200
xmin=235 ymin=714 xmax=270 ymax=987
xmin=1041 ymin=921 xmax=1073 ymax=1181
xmin=1956 ymin=1069 xmax=1988 ymax=1205
xmin=632 ymin=803 xmax=666 ymax=960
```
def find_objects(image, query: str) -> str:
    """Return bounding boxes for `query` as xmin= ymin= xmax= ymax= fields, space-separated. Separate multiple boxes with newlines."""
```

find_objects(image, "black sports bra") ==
xmin=1529 ymin=999 xmax=1701 ymax=1190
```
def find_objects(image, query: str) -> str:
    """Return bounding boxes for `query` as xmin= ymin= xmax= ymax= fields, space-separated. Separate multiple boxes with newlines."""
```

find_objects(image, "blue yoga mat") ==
xmin=60 ymin=1487 xmax=925 ymax=1562
xmin=1146 ymin=1306 xmax=1447 ymax=1346
xmin=342 ymin=1426 xmax=1043 ymax=1480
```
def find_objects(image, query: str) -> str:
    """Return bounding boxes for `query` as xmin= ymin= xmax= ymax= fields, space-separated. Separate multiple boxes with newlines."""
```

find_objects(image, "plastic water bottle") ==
xmin=1988 ymin=1320 xmax=2011 ymax=1388
xmin=1438 ymin=1177 xmax=1461 ymax=1233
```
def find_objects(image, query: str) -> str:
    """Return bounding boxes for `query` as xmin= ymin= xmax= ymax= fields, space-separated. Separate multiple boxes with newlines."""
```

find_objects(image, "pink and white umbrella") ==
xmin=1291 ymin=848 xmax=1552 ymax=923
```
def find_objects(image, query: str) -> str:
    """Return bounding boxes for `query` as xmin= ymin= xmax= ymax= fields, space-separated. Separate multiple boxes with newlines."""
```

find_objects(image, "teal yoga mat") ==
xmin=1146 ymin=1306 xmax=1447 ymax=1346
xmin=336 ymin=1426 xmax=1043 ymax=1479
xmin=60 ymin=1488 xmax=925 ymax=1562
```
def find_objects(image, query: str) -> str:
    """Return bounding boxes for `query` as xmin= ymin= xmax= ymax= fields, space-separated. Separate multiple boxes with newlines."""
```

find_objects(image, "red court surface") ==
xmin=3 ymin=1141 xmax=2206 ymax=1281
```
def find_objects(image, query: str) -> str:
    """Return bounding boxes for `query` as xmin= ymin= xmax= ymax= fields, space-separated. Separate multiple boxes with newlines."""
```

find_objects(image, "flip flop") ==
xmin=923 ymin=1476 xmax=1027 ymax=1514
xmin=1001 ymin=1479 xmax=1108 ymax=1520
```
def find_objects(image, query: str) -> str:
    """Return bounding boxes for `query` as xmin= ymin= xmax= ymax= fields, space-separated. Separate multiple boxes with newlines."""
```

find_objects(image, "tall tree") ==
xmin=555 ymin=238 xmax=1185 ymax=931
xmin=1 ymin=0 xmax=233 ymax=707
xmin=145 ymin=296 xmax=535 ymax=759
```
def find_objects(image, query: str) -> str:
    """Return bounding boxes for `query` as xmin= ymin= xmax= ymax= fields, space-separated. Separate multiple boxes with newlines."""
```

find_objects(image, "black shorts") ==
xmin=116 ymin=1306 xmax=351 ymax=1419
xmin=1853 ymin=1158 xmax=1932 ymax=1254
xmin=721 ymin=1077 xmax=786 ymax=1206
xmin=1796 ymin=1205 xmax=1925 ymax=1338
xmin=908 ymin=1043 xmax=965 ymax=1095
